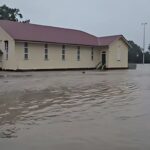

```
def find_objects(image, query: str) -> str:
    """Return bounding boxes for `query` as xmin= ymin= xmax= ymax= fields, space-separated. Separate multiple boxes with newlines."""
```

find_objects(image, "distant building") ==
xmin=0 ymin=20 xmax=130 ymax=71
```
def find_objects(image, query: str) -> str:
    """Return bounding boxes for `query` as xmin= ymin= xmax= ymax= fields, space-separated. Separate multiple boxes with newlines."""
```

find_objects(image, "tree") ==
xmin=0 ymin=4 xmax=29 ymax=22
xmin=128 ymin=41 xmax=143 ymax=64
xmin=144 ymin=52 xmax=150 ymax=63
xmin=148 ymin=44 xmax=150 ymax=52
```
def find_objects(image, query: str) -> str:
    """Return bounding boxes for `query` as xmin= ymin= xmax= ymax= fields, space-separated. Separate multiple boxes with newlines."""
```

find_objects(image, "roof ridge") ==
xmin=99 ymin=34 xmax=123 ymax=38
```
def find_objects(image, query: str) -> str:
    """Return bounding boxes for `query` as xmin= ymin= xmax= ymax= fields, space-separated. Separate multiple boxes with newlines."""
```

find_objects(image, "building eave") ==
xmin=15 ymin=39 xmax=99 ymax=47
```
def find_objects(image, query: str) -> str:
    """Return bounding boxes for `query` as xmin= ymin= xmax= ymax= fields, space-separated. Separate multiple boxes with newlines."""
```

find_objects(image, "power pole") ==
xmin=141 ymin=23 xmax=148 ymax=64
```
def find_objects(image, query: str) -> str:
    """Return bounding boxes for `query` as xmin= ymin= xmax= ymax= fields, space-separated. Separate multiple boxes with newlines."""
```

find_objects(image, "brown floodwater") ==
xmin=0 ymin=65 xmax=150 ymax=150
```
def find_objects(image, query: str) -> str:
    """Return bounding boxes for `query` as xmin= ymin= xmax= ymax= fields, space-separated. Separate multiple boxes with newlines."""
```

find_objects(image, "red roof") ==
xmin=98 ymin=35 xmax=123 ymax=46
xmin=0 ymin=20 xmax=129 ymax=47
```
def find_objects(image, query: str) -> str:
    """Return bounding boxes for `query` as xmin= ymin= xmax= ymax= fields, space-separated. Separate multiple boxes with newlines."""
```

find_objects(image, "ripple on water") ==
xmin=0 ymin=79 xmax=139 ymax=140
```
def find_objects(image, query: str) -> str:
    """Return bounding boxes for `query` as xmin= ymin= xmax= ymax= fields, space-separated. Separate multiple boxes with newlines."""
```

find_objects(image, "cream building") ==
xmin=0 ymin=20 xmax=130 ymax=71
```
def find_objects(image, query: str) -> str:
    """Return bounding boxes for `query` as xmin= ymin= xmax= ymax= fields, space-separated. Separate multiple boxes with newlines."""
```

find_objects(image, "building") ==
xmin=0 ymin=20 xmax=130 ymax=71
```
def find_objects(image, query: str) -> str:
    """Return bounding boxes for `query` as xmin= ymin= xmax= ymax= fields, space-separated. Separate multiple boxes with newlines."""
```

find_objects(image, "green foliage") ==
xmin=148 ymin=44 xmax=150 ymax=52
xmin=0 ymin=5 xmax=23 ymax=21
xmin=145 ymin=52 xmax=150 ymax=63
xmin=128 ymin=41 xmax=150 ymax=63
xmin=0 ymin=4 xmax=29 ymax=22
xmin=128 ymin=41 xmax=143 ymax=63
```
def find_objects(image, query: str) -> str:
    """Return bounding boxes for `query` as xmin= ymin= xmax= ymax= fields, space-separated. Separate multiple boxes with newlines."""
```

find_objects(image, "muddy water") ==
xmin=0 ymin=65 xmax=150 ymax=150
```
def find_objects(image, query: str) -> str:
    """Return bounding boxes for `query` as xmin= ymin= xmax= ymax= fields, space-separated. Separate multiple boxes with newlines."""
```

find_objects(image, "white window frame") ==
xmin=44 ymin=44 xmax=48 ymax=60
xmin=24 ymin=42 xmax=28 ymax=60
xmin=62 ymin=45 xmax=65 ymax=61
xmin=91 ymin=47 xmax=94 ymax=61
xmin=116 ymin=49 xmax=121 ymax=61
xmin=4 ymin=41 xmax=8 ymax=60
xmin=77 ymin=46 xmax=80 ymax=61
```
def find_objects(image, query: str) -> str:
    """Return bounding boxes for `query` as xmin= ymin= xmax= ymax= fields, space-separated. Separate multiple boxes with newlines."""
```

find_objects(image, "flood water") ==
xmin=0 ymin=65 xmax=150 ymax=150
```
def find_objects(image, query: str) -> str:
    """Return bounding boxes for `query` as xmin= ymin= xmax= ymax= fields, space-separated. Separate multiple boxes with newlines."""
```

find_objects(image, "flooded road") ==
xmin=0 ymin=65 xmax=150 ymax=150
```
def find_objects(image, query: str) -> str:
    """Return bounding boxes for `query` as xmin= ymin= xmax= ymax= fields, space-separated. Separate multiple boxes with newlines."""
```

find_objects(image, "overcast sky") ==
xmin=0 ymin=0 xmax=150 ymax=49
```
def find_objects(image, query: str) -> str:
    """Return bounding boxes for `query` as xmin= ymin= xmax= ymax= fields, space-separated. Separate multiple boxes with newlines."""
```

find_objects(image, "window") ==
xmin=116 ymin=49 xmax=121 ymax=61
xmin=0 ymin=40 xmax=2 ymax=49
xmin=77 ymin=46 xmax=80 ymax=61
xmin=91 ymin=47 xmax=94 ymax=61
xmin=24 ymin=42 xmax=28 ymax=60
xmin=4 ymin=41 xmax=8 ymax=60
xmin=62 ymin=45 xmax=65 ymax=61
xmin=44 ymin=44 xmax=48 ymax=60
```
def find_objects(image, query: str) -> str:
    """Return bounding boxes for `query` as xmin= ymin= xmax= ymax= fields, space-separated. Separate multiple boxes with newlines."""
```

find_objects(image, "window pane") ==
xmin=6 ymin=53 xmax=8 ymax=60
xmin=24 ymin=54 xmax=28 ymax=60
xmin=45 ymin=49 xmax=48 ymax=54
xmin=77 ymin=47 xmax=80 ymax=61
xmin=62 ymin=45 xmax=65 ymax=61
xmin=62 ymin=49 xmax=65 ymax=55
xmin=45 ymin=54 xmax=48 ymax=60
xmin=45 ymin=44 xmax=48 ymax=49
xmin=24 ymin=48 xmax=28 ymax=53
xmin=4 ymin=41 xmax=8 ymax=50
xmin=91 ymin=48 xmax=94 ymax=60
xmin=62 ymin=54 xmax=65 ymax=61
xmin=117 ymin=49 xmax=121 ymax=61
xmin=24 ymin=42 xmax=28 ymax=47
xmin=62 ymin=45 xmax=65 ymax=49
xmin=77 ymin=55 xmax=80 ymax=61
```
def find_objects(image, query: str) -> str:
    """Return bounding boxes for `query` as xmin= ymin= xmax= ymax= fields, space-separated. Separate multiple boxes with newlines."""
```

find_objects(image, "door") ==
xmin=0 ymin=52 xmax=2 ymax=69
xmin=0 ymin=40 xmax=2 ymax=69
xmin=102 ymin=51 xmax=106 ymax=65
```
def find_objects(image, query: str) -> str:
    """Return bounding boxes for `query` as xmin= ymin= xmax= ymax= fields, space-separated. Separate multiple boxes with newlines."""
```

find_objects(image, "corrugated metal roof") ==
xmin=97 ymin=35 xmax=123 ymax=46
xmin=0 ymin=20 xmax=129 ymax=47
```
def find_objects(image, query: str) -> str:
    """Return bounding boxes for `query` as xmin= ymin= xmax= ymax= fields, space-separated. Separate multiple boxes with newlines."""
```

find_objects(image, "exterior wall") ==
xmin=0 ymin=27 xmax=16 ymax=70
xmin=0 ymin=26 xmax=129 ymax=70
xmin=15 ymin=42 xmax=101 ymax=70
xmin=107 ymin=39 xmax=128 ymax=69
